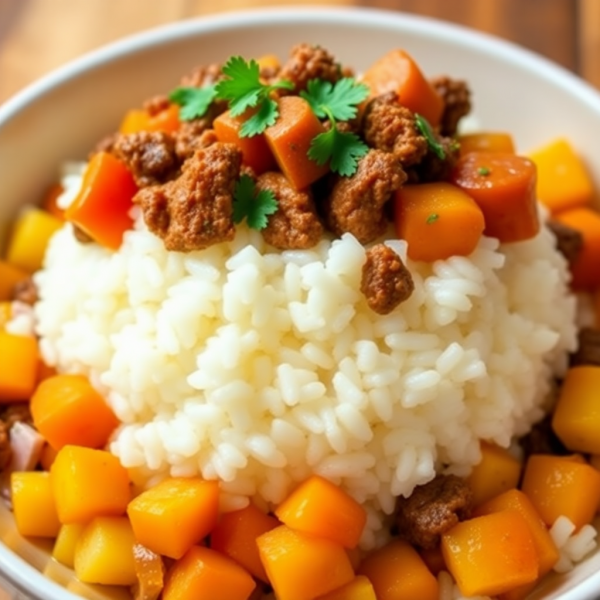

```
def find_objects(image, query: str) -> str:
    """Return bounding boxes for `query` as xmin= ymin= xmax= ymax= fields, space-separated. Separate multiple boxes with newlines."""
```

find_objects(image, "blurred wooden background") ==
xmin=0 ymin=0 xmax=599 ymax=104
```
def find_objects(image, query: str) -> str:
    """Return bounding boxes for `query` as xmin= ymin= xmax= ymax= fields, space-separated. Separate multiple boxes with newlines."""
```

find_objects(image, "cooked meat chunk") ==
xmin=362 ymin=92 xmax=428 ymax=168
xmin=72 ymin=224 xmax=94 ymax=244
xmin=180 ymin=63 xmax=222 ymax=88
xmin=0 ymin=421 xmax=11 ymax=472
xmin=136 ymin=142 xmax=241 ymax=252
xmin=11 ymin=278 xmax=38 ymax=306
xmin=520 ymin=414 xmax=568 ymax=457
xmin=361 ymin=244 xmax=414 ymax=314
xmin=323 ymin=150 xmax=406 ymax=244
xmin=409 ymin=135 xmax=460 ymax=183
xmin=0 ymin=404 xmax=33 ymax=430
xmin=256 ymin=172 xmax=323 ymax=249
xmin=175 ymin=124 xmax=218 ymax=161
xmin=430 ymin=75 xmax=472 ymax=137
xmin=395 ymin=474 xmax=472 ymax=549
xmin=142 ymin=95 xmax=171 ymax=116
xmin=571 ymin=327 xmax=600 ymax=367
xmin=277 ymin=43 xmax=342 ymax=93
xmin=547 ymin=219 xmax=584 ymax=264
xmin=131 ymin=543 xmax=166 ymax=600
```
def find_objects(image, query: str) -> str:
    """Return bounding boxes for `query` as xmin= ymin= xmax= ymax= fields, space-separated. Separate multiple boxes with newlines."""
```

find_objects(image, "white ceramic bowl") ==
xmin=1 ymin=7 xmax=600 ymax=600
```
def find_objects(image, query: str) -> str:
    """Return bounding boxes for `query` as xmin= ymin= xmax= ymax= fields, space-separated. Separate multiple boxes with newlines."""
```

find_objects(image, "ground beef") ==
xmin=11 ymin=278 xmax=38 ymax=306
xmin=395 ymin=474 xmax=473 ymax=549
xmin=547 ymin=219 xmax=584 ymax=264
xmin=180 ymin=63 xmax=222 ymax=88
xmin=520 ymin=414 xmax=568 ymax=457
xmin=408 ymin=135 xmax=460 ymax=183
xmin=135 ymin=142 xmax=241 ymax=252
xmin=571 ymin=327 xmax=600 ymax=367
xmin=361 ymin=244 xmax=414 ymax=314
xmin=277 ymin=43 xmax=342 ymax=94
xmin=174 ymin=123 xmax=218 ymax=161
xmin=430 ymin=76 xmax=472 ymax=137
xmin=255 ymin=172 xmax=323 ymax=250
xmin=0 ymin=421 xmax=11 ymax=472
xmin=142 ymin=95 xmax=171 ymax=116
xmin=323 ymin=150 xmax=406 ymax=244
xmin=362 ymin=92 xmax=428 ymax=168
xmin=113 ymin=131 xmax=179 ymax=188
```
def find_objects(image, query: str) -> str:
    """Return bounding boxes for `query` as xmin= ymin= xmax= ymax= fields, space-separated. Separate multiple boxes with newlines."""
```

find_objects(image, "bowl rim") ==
xmin=1 ymin=6 xmax=600 ymax=600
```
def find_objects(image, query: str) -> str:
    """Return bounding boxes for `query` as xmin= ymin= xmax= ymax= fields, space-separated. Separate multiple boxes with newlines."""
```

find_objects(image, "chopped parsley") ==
xmin=415 ymin=114 xmax=446 ymax=160
xmin=426 ymin=213 xmax=439 ymax=224
xmin=301 ymin=78 xmax=370 ymax=177
xmin=169 ymin=85 xmax=217 ymax=121
xmin=214 ymin=56 xmax=294 ymax=137
xmin=233 ymin=175 xmax=278 ymax=230
xmin=477 ymin=166 xmax=491 ymax=176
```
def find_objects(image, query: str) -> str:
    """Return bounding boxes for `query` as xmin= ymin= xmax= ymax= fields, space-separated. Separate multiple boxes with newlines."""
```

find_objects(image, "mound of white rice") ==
xmin=34 ymin=185 xmax=577 ymax=548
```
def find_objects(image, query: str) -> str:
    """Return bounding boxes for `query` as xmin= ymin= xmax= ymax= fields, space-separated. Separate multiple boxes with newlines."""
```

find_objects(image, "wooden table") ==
xmin=1 ymin=0 xmax=599 ymax=104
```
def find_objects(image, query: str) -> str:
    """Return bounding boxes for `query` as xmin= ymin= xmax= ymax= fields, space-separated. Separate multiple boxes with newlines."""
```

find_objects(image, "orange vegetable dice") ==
xmin=53 ymin=523 xmax=86 ymax=567
xmin=317 ymin=575 xmax=377 ymax=600
xmin=459 ymin=132 xmax=515 ymax=156
xmin=210 ymin=502 xmax=279 ymax=582
xmin=0 ymin=331 xmax=38 ymax=401
xmin=275 ymin=475 xmax=366 ymax=549
xmin=466 ymin=442 xmax=522 ymax=507
xmin=528 ymin=138 xmax=594 ymax=213
xmin=163 ymin=546 xmax=256 ymax=600
xmin=0 ymin=260 xmax=28 ymax=301
xmin=119 ymin=103 xmax=180 ymax=134
xmin=127 ymin=477 xmax=219 ymax=559
xmin=31 ymin=374 xmax=119 ymax=451
xmin=441 ymin=510 xmax=539 ymax=597
xmin=358 ymin=539 xmax=439 ymax=600
xmin=50 ymin=445 xmax=131 ymax=523
xmin=11 ymin=471 xmax=61 ymax=538
xmin=257 ymin=524 xmax=355 ymax=600
xmin=521 ymin=454 xmax=600 ymax=529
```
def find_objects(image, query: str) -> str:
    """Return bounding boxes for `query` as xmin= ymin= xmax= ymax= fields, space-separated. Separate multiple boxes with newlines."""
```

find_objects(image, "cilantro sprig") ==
xmin=301 ymin=78 xmax=369 ymax=176
xmin=215 ymin=57 xmax=294 ymax=137
xmin=415 ymin=114 xmax=446 ymax=160
xmin=233 ymin=175 xmax=278 ymax=230
xmin=169 ymin=85 xmax=217 ymax=121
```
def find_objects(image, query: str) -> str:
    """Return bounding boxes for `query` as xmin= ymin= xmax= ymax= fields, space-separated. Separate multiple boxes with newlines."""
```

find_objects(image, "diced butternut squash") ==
xmin=53 ymin=523 xmax=86 ymax=568
xmin=74 ymin=516 xmax=137 ymax=586
xmin=50 ymin=445 xmax=131 ymax=524
xmin=257 ymin=524 xmax=355 ymax=600
xmin=0 ymin=260 xmax=29 ymax=301
xmin=466 ymin=442 xmax=522 ymax=507
xmin=31 ymin=373 xmax=118 ymax=451
xmin=0 ymin=331 xmax=38 ymax=401
xmin=528 ymin=138 xmax=594 ymax=213
xmin=441 ymin=510 xmax=539 ymax=597
xmin=5 ymin=207 xmax=63 ymax=272
xmin=132 ymin=543 xmax=166 ymax=600
xmin=210 ymin=502 xmax=280 ymax=582
xmin=162 ymin=546 xmax=256 ymax=600
xmin=275 ymin=475 xmax=366 ymax=549
xmin=127 ymin=477 xmax=219 ymax=559
xmin=358 ymin=539 xmax=439 ymax=600
xmin=458 ymin=132 xmax=515 ymax=156
xmin=119 ymin=103 xmax=180 ymax=135
xmin=11 ymin=471 xmax=61 ymax=538
xmin=521 ymin=454 xmax=600 ymax=529
xmin=317 ymin=575 xmax=377 ymax=600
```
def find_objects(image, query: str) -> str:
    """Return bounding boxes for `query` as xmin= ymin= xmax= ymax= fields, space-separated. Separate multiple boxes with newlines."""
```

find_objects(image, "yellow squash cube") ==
xmin=53 ymin=523 xmax=86 ymax=568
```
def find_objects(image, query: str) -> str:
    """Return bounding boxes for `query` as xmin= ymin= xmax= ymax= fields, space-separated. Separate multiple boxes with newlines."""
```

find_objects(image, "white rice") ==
xmin=34 ymin=175 xmax=577 ymax=550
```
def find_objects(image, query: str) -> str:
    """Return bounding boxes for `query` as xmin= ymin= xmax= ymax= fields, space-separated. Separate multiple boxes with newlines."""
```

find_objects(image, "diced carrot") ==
xmin=162 ymin=546 xmax=256 ymax=600
xmin=474 ymin=489 xmax=559 ymax=576
xmin=554 ymin=207 xmax=600 ymax=289
xmin=210 ymin=502 xmax=280 ymax=582
xmin=0 ymin=331 xmax=38 ymax=401
xmin=521 ymin=454 xmax=600 ymax=529
xmin=528 ymin=138 xmax=595 ymax=213
xmin=0 ymin=260 xmax=29 ymax=301
xmin=257 ymin=524 xmax=355 ymax=600
xmin=42 ymin=183 xmax=66 ymax=220
xmin=274 ymin=475 xmax=367 ymax=549
xmin=317 ymin=575 xmax=377 ymax=600
xmin=65 ymin=151 xmax=138 ymax=250
xmin=50 ymin=445 xmax=131 ymax=524
xmin=466 ymin=442 xmax=522 ymax=508
xmin=264 ymin=95 xmax=330 ymax=190
xmin=441 ymin=510 xmax=539 ymax=597
xmin=393 ymin=182 xmax=485 ymax=262
xmin=458 ymin=132 xmax=515 ymax=156
xmin=450 ymin=151 xmax=539 ymax=243
xmin=358 ymin=539 xmax=439 ymax=600
xmin=213 ymin=109 xmax=277 ymax=175
xmin=31 ymin=374 xmax=119 ymax=451
xmin=127 ymin=477 xmax=219 ymax=560
xmin=119 ymin=103 xmax=180 ymax=135
xmin=360 ymin=49 xmax=443 ymax=126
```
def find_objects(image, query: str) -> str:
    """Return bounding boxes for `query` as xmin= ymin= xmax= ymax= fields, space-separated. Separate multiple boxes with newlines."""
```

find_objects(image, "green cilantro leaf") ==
xmin=308 ymin=129 xmax=369 ymax=177
xmin=301 ymin=78 xmax=369 ymax=122
xmin=415 ymin=113 xmax=446 ymax=160
xmin=426 ymin=213 xmax=439 ymax=224
xmin=215 ymin=56 xmax=294 ymax=136
xmin=477 ymin=166 xmax=491 ymax=176
xmin=169 ymin=85 xmax=217 ymax=121
xmin=233 ymin=174 xmax=278 ymax=230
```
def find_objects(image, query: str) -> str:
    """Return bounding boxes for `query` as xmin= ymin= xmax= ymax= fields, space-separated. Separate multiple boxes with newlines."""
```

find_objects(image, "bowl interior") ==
xmin=1 ymin=7 xmax=600 ymax=600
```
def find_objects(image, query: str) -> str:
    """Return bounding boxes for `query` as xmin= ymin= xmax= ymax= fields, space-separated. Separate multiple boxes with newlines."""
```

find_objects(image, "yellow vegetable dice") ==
xmin=6 ymin=207 xmax=63 ymax=272
xmin=317 ymin=575 xmax=377 ymax=600
xmin=0 ymin=331 xmax=38 ymax=401
xmin=53 ymin=523 xmax=86 ymax=568
xmin=11 ymin=471 xmax=61 ymax=538
xmin=74 ymin=516 xmax=137 ymax=585
xmin=552 ymin=366 xmax=600 ymax=454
